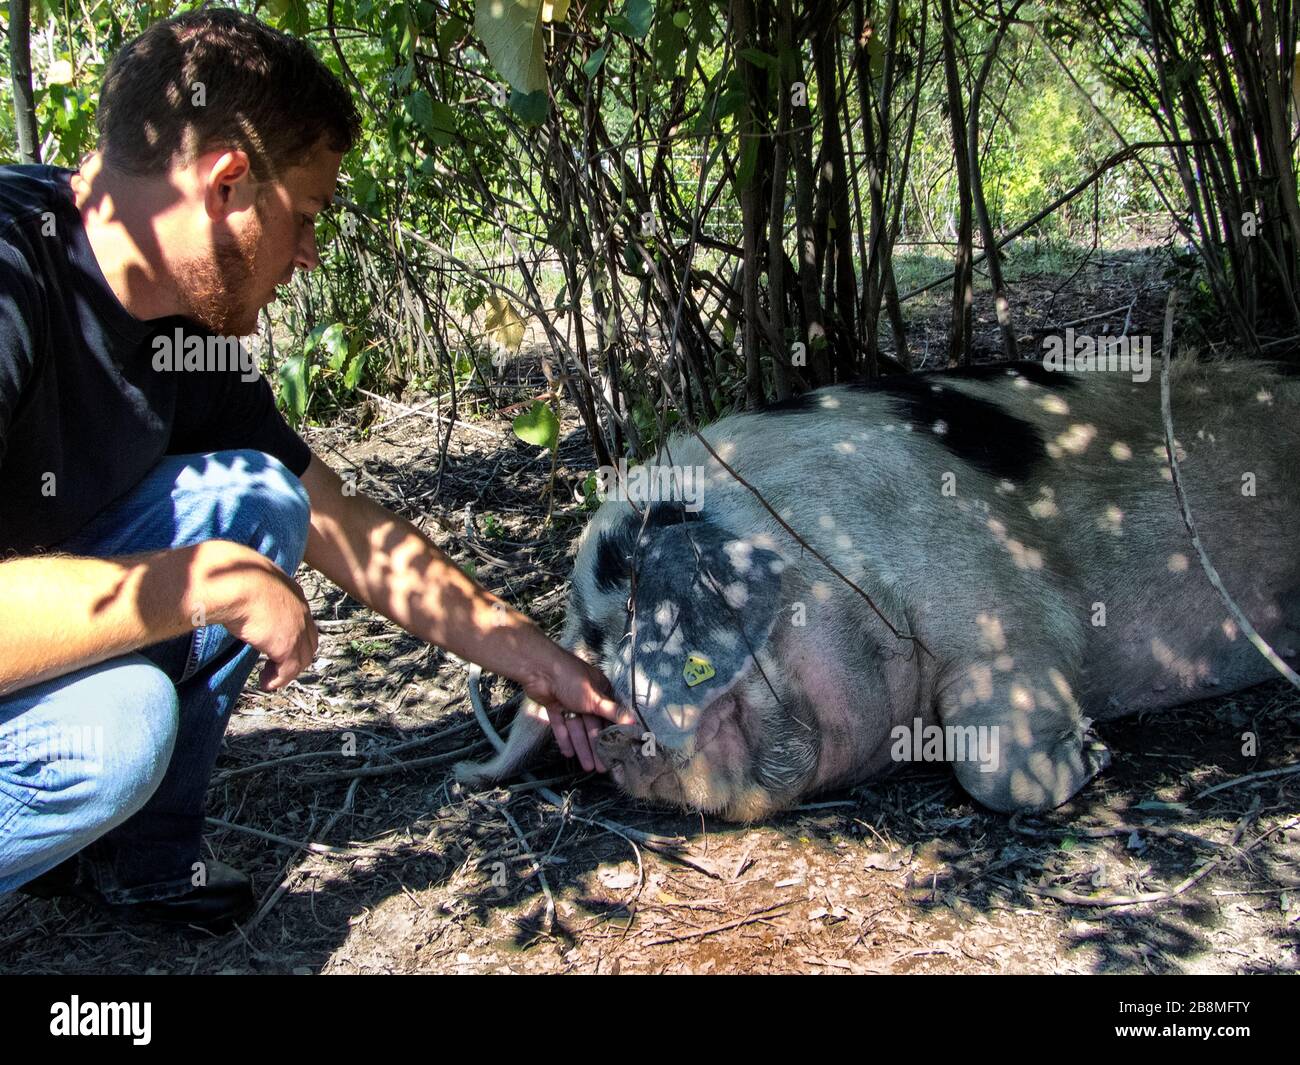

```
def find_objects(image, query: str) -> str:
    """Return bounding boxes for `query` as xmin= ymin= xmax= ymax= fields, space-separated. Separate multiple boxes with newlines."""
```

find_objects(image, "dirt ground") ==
xmin=2 ymin=246 xmax=1298 ymax=974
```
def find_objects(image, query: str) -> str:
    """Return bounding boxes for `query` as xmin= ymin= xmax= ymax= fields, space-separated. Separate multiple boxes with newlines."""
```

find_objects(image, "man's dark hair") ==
xmin=95 ymin=7 xmax=361 ymax=180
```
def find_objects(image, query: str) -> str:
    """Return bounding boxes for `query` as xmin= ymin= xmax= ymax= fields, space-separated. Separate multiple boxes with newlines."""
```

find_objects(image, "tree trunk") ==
xmin=968 ymin=0 xmax=1024 ymax=362
xmin=938 ymin=0 xmax=973 ymax=366
xmin=732 ymin=0 xmax=768 ymax=408
xmin=9 ymin=0 xmax=41 ymax=165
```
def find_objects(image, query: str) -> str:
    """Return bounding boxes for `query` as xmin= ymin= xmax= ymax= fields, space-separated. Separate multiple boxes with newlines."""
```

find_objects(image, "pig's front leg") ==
xmin=936 ymin=655 xmax=1111 ymax=813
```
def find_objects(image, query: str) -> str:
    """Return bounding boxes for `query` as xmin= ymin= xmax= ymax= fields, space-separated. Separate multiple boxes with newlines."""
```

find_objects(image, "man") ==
xmin=0 ymin=9 xmax=623 ymax=931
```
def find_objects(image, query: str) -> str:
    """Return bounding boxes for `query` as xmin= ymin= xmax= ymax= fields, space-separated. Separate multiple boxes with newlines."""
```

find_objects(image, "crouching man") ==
xmin=0 ymin=8 xmax=620 ymax=931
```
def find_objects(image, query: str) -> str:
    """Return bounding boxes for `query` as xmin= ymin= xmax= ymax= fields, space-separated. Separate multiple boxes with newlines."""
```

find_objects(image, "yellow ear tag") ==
xmin=683 ymin=653 xmax=716 ymax=687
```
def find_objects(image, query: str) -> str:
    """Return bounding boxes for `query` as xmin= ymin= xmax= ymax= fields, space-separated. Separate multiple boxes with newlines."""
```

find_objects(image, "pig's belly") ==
xmin=1077 ymin=594 xmax=1298 ymax=719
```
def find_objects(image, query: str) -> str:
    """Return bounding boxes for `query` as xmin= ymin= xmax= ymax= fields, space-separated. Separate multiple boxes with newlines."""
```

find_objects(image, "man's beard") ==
xmin=174 ymin=210 xmax=265 ymax=336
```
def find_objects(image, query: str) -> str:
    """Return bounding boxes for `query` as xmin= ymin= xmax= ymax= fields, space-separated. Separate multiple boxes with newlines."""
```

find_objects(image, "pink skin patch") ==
xmin=776 ymin=640 xmax=875 ymax=789
xmin=691 ymin=692 xmax=752 ymax=771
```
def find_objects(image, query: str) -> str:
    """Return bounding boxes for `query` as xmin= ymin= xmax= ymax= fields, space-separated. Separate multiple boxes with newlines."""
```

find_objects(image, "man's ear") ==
xmin=201 ymin=150 xmax=254 ymax=221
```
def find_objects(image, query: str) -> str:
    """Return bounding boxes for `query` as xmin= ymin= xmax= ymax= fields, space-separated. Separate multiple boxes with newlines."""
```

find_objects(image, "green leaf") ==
xmin=409 ymin=95 xmax=459 ymax=145
xmin=474 ymin=0 xmax=548 ymax=94
xmin=438 ymin=15 xmax=469 ymax=51
xmin=582 ymin=45 xmax=608 ymax=78
xmin=739 ymin=47 xmax=777 ymax=70
xmin=610 ymin=0 xmax=653 ymax=38
xmin=405 ymin=90 xmax=435 ymax=132
xmin=305 ymin=322 xmax=350 ymax=364
xmin=344 ymin=349 xmax=367 ymax=390
xmin=268 ymin=0 xmax=310 ymax=36
xmin=866 ymin=36 xmax=886 ymax=78
xmin=509 ymin=88 xmax=550 ymax=125
xmin=512 ymin=400 xmax=560 ymax=451
xmin=622 ymin=240 xmax=644 ymax=276
xmin=653 ymin=18 xmax=683 ymax=76
xmin=695 ymin=75 xmax=746 ymax=131
xmin=278 ymin=356 xmax=311 ymax=425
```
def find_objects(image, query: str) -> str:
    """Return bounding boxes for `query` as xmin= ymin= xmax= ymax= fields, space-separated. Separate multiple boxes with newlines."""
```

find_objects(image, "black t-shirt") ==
xmin=0 ymin=165 xmax=311 ymax=555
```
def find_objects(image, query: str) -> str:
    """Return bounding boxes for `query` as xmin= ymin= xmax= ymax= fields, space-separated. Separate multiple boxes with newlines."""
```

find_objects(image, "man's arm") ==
xmin=0 ymin=541 xmax=317 ymax=697
xmin=298 ymin=453 xmax=623 ymax=772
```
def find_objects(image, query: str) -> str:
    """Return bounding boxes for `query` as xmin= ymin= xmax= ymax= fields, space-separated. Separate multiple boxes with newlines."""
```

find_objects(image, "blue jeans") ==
xmin=0 ymin=451 xmax=310 ymax=902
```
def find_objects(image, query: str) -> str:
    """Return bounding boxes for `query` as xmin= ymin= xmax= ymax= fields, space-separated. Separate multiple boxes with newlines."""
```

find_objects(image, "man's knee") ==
xmin=187 ymin=450 xmax=311 ymax=576
xmin=0 ymin=658 xmax=179 ymax=884
xmin=94 ymin=660 xmax=181 ymax=815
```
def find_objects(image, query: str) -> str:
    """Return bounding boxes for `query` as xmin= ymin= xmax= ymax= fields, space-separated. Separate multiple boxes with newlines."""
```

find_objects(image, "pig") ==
xmin=457 ymin=359 xmax=1300 ymax=820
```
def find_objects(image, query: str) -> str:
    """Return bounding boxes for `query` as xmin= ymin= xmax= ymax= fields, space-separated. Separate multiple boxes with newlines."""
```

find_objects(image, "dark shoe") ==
xmin=21 ymin=856 xmax=254 ymax=933
xmin=102 ymin=860 xmax=256 ymax=933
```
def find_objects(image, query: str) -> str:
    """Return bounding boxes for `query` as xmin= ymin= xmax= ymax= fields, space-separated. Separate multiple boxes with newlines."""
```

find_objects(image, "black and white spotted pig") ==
xmin=458 ymin=360 xmax=1300 ymax=820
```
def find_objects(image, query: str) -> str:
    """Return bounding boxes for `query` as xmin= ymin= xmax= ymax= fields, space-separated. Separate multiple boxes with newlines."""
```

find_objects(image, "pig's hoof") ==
xmin=1082 ymin=738 xmax=1112 ymax=781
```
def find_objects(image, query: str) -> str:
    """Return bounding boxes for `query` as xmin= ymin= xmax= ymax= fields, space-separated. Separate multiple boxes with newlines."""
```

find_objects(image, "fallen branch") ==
xmin=357 ymin=387 xmax=501 ymax=440
xmin=204 ymin=816 xmax=384 ymax=858
xmin=304 ymin=741 xmax=488 ymax=783
xmin=642 ymin=903 xmax=791 ymax=946
xmin=1009 ymin=813 xmax=1225 ymax=851
xmin=1194 ymin=763 xmax=1300 ymax=801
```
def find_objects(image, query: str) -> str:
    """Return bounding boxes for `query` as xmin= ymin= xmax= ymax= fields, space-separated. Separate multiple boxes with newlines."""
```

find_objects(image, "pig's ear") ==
xmin=609 ymin=518 xmax=786 ymax=746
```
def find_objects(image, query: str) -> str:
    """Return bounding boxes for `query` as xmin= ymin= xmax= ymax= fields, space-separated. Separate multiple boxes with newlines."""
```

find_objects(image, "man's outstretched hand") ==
xmin=521 ymin=651 xmax=634 ymax=774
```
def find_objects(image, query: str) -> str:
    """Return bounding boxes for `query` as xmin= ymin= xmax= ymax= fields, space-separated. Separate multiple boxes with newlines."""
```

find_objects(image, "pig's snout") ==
xmin=597 ymin=724 xmax=677 ymax=792
xmin=595 ymin=724 xmax=650 ymax=765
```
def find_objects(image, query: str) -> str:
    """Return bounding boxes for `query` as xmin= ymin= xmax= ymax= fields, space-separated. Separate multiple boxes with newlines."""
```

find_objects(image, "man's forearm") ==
xmin=0 ymin=541 xmax=256 ymax=696
xmin=301 ymin=463 xmax=568 ymax=687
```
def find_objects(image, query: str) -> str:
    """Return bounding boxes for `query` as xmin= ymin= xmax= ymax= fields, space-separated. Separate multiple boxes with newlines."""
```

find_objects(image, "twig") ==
xmin=203 ymin=816 xmax=384 ymax=858
xmin=239 ymin=778 xmax=363 ymax=938
xmin=1057 ymin=301 xmax=1138 ymax=330
xmin=642 ymin=903 xmax=790 ymax=945
xmin=212 ymin=721 xmax=478 ymax=784
xmin=491 ymin=800 xmax=557 ymax=935
xmin=1194 ymin=763 xmax=1300 ymax=801
xmin=356 ymin=388 xmax=501 ymax=440
xmin=303 ymin=742 xmax=487 ymax=783
xmin=1008 ymin=813 xmax=1225 ymax=851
